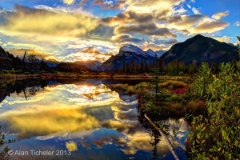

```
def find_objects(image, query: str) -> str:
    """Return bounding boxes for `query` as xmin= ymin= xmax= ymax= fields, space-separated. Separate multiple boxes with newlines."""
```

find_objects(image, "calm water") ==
xmin=0 ymin=80 xmax=188 ymax=160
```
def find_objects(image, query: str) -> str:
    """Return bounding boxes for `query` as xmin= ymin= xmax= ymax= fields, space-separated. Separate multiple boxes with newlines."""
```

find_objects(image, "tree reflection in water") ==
xmin=138 ymin=107 xmax=187 ymax=160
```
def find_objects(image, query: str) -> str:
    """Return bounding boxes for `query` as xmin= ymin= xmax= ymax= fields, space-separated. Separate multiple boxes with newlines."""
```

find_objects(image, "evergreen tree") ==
xmin=140 ymin=59 xmax=144 ymax=73
xmin=188 ymin=61 xmax=198 ymax=74
xmin=130 ymin=60 xmax=135 ymax=74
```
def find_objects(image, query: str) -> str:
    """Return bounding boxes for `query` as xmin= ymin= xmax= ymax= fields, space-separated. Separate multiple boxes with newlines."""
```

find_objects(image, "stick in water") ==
xmin=144 ymin=114 xmax=180 ymax=160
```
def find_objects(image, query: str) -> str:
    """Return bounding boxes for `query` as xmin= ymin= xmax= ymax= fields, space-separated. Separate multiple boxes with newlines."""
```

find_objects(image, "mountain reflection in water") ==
xmin=0 ymin=79 xmax=188 ymax=160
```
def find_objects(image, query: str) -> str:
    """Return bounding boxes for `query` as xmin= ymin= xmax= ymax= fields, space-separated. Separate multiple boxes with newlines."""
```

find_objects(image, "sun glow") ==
xmin=79 ymin=85 xmax=96 ymax=94
xmin=77 ymin=53 xmax=96 ymax=61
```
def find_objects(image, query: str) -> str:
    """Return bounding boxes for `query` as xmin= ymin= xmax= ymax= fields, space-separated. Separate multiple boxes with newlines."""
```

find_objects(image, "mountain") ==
xmin=119 ymin=44 xmax=150 ymax=57
xmin=0 ymin=46 xmax=9 ymax=59
xmin=75 ymin=60 xmax=102 ymax=71
xmin=46 ymin=47 xmax=102 ymax=70
xmin=145 ymin=49 xmax=166 ymax=58
xmin=56 ymin=62 xmax=90 ymax=72
xmin=102 ymin=44 xmax=155 ymax=71
xmin=55 ymin=60 xmax=102 ymax=71
xmin=0 ymin=46 xmax=12 ymax=70
xmin=44 ymin=59 xmax=60 ymax=68
xmin=161 ymin=34 xmax=238 ymax=65
xmin=145 ymin=49 xmax=155 ymax=57
xmin=155 ymin=50 xmax=166 ymax=57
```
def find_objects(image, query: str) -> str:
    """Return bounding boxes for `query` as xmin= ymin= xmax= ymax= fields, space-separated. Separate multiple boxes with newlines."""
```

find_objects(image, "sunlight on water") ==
xmin=0 ymin=80 xmax=188 ymax=160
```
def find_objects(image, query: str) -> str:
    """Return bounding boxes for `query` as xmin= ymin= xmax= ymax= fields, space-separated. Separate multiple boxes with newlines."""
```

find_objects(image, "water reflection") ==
xmin=0 ymin=80 xmax=188 ymax=160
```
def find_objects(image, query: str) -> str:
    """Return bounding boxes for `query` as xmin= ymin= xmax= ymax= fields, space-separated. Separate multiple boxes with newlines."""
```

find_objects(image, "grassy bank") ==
xmin=0 ymin=72 xmax=192 ymax=81
xmin=107 ymin=79 xmax=205 ymax=119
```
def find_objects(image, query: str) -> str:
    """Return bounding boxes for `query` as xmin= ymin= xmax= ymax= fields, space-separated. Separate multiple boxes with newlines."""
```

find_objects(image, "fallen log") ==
xmin=144 ymin=114 xmax=180 ymax=160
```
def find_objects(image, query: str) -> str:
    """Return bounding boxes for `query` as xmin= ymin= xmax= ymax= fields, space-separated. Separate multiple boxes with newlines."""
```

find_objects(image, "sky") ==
xmin=0 ymin=0 xmax=239 ymax=62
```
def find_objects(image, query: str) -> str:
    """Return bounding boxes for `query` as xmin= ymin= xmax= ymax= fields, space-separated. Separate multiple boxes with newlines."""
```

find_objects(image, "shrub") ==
xmin=187 ymin=61 xmax=240 ymax=159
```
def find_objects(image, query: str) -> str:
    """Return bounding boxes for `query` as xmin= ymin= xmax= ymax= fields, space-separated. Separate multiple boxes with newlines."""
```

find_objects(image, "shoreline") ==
xmin=0 ymin=72 xmax=192 ymax=82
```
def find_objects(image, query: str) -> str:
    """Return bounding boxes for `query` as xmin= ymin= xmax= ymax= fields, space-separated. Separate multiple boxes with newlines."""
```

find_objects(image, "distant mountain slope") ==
xmin=75 ymin=60 xmax=102 ymax=71
xmin=161 ymin=34 xmax=238 ymax=65
xmin=102 ymin=44 xmax=155 ymax=71
xmin=0 ymin=46 xmax=12 ymax=70
xmin=0 ymin=46 xmax=10 ymax=59
xmin=56 ymin=62 xmax=90 ymax=72
xmin=155 ymin=50 xmax=166 ymax=57
xmin=41 ymin=58 xmax=59 ymax=68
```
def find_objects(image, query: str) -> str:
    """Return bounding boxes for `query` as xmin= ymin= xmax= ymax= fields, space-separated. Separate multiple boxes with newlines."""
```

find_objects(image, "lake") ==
xmin=0 ymin=79 xmax=188 ymax=160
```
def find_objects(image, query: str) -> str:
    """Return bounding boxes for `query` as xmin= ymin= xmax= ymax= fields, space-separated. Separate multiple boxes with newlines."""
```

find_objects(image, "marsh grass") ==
xmin=159 ymin=80 xmax=188 ymax=89
xmin=138 ymin=79 xmax=205 ymax=118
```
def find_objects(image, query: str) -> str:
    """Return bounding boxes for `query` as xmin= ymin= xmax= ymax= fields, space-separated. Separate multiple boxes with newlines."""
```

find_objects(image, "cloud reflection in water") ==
xmin=0 ymin=81 xmax=188 ymax=159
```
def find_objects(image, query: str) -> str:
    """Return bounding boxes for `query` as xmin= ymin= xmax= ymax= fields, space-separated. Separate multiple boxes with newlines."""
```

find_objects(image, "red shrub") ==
xmin=172 ymin=86 xmax=193 ymax=95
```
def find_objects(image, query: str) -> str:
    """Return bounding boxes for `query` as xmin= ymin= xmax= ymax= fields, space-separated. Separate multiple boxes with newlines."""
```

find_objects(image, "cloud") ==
xmin=92 ymin=0 xmax=126 ymax=9
xmin=63 ymin=0 xmax=76 ymax=5
xmin=0 ymin=1 xmax=234 ymax=62
xmin=212 ymin=11 xmax=229 ymax=20
xmin=167 ymin=14 xmax=206 ymax=32
xmin=6 ymin=48 xmax=50 ymax=60
xmin=0 ymin=28 xmax=117 ymax=62
xmin=152 ymin=37 xmax=178 ymax=45
xmin=192 ymin=21 xmax=229 ymax=34
xmin=213 ymin=36 xmax=231 ymax=43
xmin=80 ymin=0 xmax=89 ymax=6
xmin=59 ymin=47 xmax=104 ymax=61
xmin=58 ymin=44 xmax=114 ymax=62
xmin=111 ymin=34 xmax=142 ymax=43
xmin=167 ymin=15 xmax=229 ymax=34
xmin=234 ymin=21 xmax=240 ymax=27
xmin=1 ymin=108 xmax=100 ymax=139
xmin=114 ymin=23 xmax=176 ymax=38
xmin=122 ymin=0 xmax=186 ymax=24
xmin=2 ymin=41 xmax=45 ymax=51
xmin=186 ymin=4 xmax=191 ymax=9
xmin=3 ymin=5 xmax=99 ymax=37
xmin=141 ymin=41 xmax=169 ymax=51
xmin=102 ymin=120 xmax=135 ymax=132
xmin=99 ymin=0 xmax=231 ymax=41
xmin=101 ymin=11 xmax=153 ymax=26
xmin=86 ymin=24 xmax=114 ymax=41
xmin=65 ymin=141 xmax=78 ymax=152
xmin=173 ymin=6 xmax=187 ymax=15
xmin=125 ymin=0 xmax=184 ymax=9
xmin=0 ymin=9 xmax=13 ymax=25
xmin=192 ymin=7 xmax=201 ymax=14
